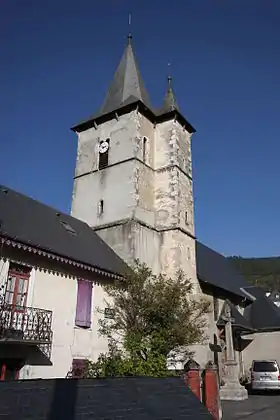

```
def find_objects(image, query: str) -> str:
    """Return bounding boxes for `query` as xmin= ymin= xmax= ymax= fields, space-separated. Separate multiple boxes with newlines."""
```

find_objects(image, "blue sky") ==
xmin=1 ymin=1 xmax=280 ymax=258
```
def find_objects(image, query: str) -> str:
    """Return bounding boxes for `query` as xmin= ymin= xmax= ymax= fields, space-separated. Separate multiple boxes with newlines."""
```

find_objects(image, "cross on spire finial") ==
xmin=167 ymin=62 xmax=173 ymax=88
xmin=159 ymin=61 xmax=179 ymax=113
xmin=127 ymin=13 xmax=132 ymax=42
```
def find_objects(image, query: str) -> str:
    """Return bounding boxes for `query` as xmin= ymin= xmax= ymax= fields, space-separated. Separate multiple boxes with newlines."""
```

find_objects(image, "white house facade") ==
xmin=0 ymin=185 xmax=128 ymax=380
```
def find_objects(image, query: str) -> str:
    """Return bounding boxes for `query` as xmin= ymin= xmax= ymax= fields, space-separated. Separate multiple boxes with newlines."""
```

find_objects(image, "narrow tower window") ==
xmin=185 ymin=211 xmax=189 ymax=225
xmin=142 ymin=137 xmax=147 ymax=163
xmin=98 ymin=138 xmax=110 ymax=170
xmin=98 ymin=200 xmax=104 ymax=216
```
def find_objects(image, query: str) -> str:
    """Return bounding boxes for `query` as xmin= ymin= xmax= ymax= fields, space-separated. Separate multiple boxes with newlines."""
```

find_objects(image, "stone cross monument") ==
xmin=219 ymin=301 xmax=248 ymax=401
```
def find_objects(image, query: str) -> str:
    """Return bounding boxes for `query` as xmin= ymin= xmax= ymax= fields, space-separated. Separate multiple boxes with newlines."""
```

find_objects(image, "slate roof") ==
xmin=0 ymin=376 xmax=213 ymax=419
xmin=196 ymin=241 xmax=250 ymax=299
xmin=0 ymin=185 xmax=129 ymax=279
xmin=217 ymin=300 xmax=254 ymax=332
xmin=100 ymin=35 xmax=152 ymax=115
xmin=241 ymin=285 xmax=266 ymax=300
xmin=159 ymin=76 xmax=180 ymax=114
xmin=71 ymin=36 xmax=196 ymax=134
xmin=196 ymin=244 xmax=280 ymax=332
xmin=244 ymin=295 xmax=280 ymax=332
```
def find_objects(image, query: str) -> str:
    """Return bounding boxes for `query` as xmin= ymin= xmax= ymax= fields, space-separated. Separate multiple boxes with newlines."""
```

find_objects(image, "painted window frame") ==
xmin=4 ymin=265 xmax=31 ymax=308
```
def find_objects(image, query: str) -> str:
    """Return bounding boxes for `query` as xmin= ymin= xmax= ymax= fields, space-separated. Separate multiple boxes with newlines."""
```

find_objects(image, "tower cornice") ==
xmin=71 ymin=99 xmax=195 ymax=134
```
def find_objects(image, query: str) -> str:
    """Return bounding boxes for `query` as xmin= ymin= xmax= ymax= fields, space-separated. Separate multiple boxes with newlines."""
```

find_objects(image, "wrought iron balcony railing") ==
xmin=0 ymin=303 xmax=53 ymax=358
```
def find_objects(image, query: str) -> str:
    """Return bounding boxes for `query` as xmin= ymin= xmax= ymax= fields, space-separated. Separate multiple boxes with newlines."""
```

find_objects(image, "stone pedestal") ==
xmin=220 ymin=360 xmax=248 ymax=401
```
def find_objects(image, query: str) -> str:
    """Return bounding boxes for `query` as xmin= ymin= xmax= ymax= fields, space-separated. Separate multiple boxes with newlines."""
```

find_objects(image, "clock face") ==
xmin=99 ymin=141 xmax=109 ymax=154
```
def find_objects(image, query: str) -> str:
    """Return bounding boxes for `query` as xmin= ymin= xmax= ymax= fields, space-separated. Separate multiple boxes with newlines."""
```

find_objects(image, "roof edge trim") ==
xmin=1 ymin=235 xmax=125 ymax=281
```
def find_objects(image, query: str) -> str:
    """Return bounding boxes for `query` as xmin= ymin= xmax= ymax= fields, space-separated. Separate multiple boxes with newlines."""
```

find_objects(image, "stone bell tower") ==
xmin=71 ymin=35 xmax=199 ymax=290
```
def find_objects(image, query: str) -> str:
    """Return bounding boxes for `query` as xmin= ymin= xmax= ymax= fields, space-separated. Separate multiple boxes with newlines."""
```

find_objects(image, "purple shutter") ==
xmin=75 ymin=279 xmax=93 ymax=328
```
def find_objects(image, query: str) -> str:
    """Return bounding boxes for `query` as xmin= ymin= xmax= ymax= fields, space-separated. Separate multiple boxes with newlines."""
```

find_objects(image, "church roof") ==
xmin=196 ymin=241 xmax=250 ymax=299
xmin=100 ymin=35 xmax=152 ymax=115
xmin=0 ymin=185 xmax=129 ymax=280
xmin=71 ymin=36 xmax=196 ymax=134
xmin=241 ymin=285 xmax=266 ymax=300
xmin=217 ymin=300 xmax=254 ymax=332
xmin=244 ymin=295 xmax=280 ymax=332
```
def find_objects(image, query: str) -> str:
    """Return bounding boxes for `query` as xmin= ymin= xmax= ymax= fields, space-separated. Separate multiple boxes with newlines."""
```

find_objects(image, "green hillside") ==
xmin=228 ymin=256 xmax=280 ymax=291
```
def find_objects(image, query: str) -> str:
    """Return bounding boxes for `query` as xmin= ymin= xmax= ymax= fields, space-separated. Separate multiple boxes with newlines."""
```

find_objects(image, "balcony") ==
xmin=0 ymin=304 xmax=53 ymax=358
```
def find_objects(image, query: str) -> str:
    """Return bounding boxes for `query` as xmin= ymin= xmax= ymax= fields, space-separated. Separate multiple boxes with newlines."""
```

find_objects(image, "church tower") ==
xmin=71 ymin=35 xmax=199 ymax=290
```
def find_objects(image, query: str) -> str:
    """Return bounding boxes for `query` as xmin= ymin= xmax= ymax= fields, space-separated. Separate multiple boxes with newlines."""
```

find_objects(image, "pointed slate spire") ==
xmin=160 ymin=75 xmax=179 ymax=113
xmin=100 ymin=34 xmax=151 ymax=114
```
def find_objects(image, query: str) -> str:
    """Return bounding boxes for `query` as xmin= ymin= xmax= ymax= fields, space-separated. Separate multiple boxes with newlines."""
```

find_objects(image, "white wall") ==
xmin=21 ymin=268 xmax=109 ymax=379
xmin=242 ymin=331 xmax=280 ymax=376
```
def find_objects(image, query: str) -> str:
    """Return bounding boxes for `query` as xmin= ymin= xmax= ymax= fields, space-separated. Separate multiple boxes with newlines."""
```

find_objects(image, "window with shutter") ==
xmin=75 ymin=280 xmax=93 ymax=328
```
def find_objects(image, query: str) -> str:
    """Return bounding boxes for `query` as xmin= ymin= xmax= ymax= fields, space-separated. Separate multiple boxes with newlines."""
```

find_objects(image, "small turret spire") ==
xmin=160 ymin=71 xmax=179 ymax=114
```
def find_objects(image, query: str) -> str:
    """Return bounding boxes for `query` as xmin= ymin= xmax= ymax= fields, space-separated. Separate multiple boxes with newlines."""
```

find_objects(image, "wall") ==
xmin=24 ymin=270 xmax=109 ymax=379
xmin=154 ymin=119 xmax=194 ymax=236
xmin=0 ymin=248 xmax=110 ymax=380
xmin=72 ymin=159 xmax=137 ymax=227
xmin=72 ymin=110 xmax=156 ymax=230
xmin=187 ymin=295 xmax=225 ymax=369
xmin=242 ymin=331 xmax=280 ymax=375
xmin=97 ymin=220 xmax=162 ymax=274
xmin=71 ymin=110 xmax=155 ymax=228
xmin=159 ymin=230 xmax=198 ymax=286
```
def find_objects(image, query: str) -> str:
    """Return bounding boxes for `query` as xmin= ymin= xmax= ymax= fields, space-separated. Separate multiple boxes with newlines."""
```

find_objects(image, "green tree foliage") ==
xmin=76 ymin=262 xmax=211 ymax=379
xmin=75 ymin=341 xmax=171 ymax=379
xmin=228 ymin=256 xmax=280 ymax=291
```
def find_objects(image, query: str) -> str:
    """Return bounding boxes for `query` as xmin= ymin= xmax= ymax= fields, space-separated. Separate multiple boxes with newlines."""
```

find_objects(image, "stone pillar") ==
xmin=219 ymin=301 xmax=248 ymax=401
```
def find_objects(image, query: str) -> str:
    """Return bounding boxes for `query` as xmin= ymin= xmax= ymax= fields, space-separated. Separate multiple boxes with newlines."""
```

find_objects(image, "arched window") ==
xmin=98 ymin=138 xmax=110 ymax=170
